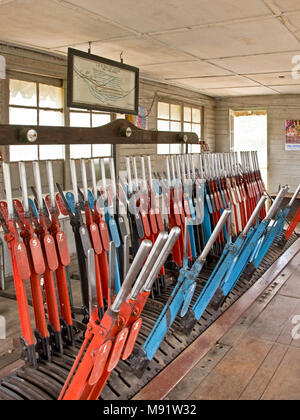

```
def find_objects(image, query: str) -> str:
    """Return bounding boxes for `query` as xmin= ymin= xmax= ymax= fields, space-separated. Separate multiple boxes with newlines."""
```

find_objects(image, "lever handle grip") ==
xmin=19 ymin=162 xmax=29 ymax=213
xmin=198 ymin=209 xmax=231 ymax=262
xmin=288 ymin=184 xmax=300 ymax=208
xmin=183 ymin=218 xmax=189 ymax=262
xmin=147 ymin=156 xmax=153 ymax=190
xmin=2 ymin=162 xmax=14 ymax=218
xmin=125 ymin=157 xmax=132 ymax=194
xmin=46 ymin=161 xmax=56 ymax=211
xmin=109 ymin=158 xmax=117 ymax=197
xmin=143 ymin=227 xmax=181 ymax=292
xmin=129 ymin=232 xmax=168 ymax=299
xmin=32 ymin=161 xmax=44 ymax=212
xmin=242 ymin=195 xmax=268 ymax=236
xmin=109 ymin=241 xmax=116 ymax=303
xmin=80 ymin=159 xmax=89 ymax=203
xmin=87 ymin=248 xmax=98 ymax=315
xmin=132 ymin=157 xmax=139 ymax=189
xmin=89 ymin=159 xmax=98 ymax=200
xmin=265 ymin=186 xmax=289 ymax=221
xmin=109 ymin=239 xmax=153 ymax=314
xmin=70 ymin=160 xmax=79 ymax=205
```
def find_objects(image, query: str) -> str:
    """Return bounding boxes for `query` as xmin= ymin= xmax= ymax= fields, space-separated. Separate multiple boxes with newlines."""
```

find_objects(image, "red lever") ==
xmin=0 ymin=201 xmax=8 ymax=224
xmin=14 ymin=241 xmax=31 ymax=280
xmin=56 ymin=193 xmax=68 ymax=216
xmin=56 ymin=231 xmax=71 ymax=267
xmin=43 ymin=234 xmax=59 ymax=271
xmin=107 ymin=328 xmax=129 ymax=372
xmin=99 ymin=220 xmax=110 ymax=252
xmin=45 ymin=195 xmax=60 ymax=216
xmin=89 ymin=223 xmax=103 ymax=255
xmin=88 ymin=341 xmax=113 ymax=386
xmin=29 ymin=237 xmax=46 ymax=275
xmin=122 ymin=318 xmax=143 ymax=361
xmin=13 ymin=199 xmax=26 ymax=225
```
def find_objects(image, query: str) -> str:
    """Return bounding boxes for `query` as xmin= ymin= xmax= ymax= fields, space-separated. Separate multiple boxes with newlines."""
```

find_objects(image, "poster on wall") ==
xmin=124 ymin=105 xmax=149 ymax=129
xmin=135 ymin=106 xmax=149 ymax=130
xmin=285 ymin=120 xmax=300 ymax=150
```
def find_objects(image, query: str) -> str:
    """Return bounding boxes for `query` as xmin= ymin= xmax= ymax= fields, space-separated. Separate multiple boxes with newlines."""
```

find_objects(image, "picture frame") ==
xmin=67 ymin=48 xmax=139 ymax=115
xmin=285 ymin=120 xmax=300 ymax=151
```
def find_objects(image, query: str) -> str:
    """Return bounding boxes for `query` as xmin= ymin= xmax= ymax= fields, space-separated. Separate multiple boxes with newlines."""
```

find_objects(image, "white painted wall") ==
xmin=215 ymin=95 xmax=300 ymax=193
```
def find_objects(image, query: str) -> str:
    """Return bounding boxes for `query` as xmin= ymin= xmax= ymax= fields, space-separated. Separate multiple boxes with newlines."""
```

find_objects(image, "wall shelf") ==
xmin=0 ymin=119 xmax=199 ymax=146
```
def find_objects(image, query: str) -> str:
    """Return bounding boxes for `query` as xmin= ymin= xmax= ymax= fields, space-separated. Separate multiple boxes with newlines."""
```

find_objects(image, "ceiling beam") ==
xmin=263 ymin=0 xmax=300 ymax=43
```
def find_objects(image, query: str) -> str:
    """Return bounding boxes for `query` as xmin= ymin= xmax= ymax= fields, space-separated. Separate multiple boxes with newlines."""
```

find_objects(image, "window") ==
xmin=70 ymin=109 xmax=112 ymax=159
xmin=157 ymin=102 xmax=182 ymax=155
xmin=116 ymin=113 xmax=126 ymax=119
xmin=185 ymin=106 xmax=201 ymax=154
xmin=9 ymin=78 xmax=65 ymax=161
xmin=157 ymin=101 xmax=202 ymax=155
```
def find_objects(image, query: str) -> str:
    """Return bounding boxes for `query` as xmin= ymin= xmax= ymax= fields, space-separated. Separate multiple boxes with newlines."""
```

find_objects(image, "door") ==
xmin=231 ymin=110 xmax=268 ymax=189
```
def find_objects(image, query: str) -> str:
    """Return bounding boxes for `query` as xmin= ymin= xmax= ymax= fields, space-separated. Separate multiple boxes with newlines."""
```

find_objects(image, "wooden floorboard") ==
xmin=133 ymin=239 xmax=300 ymax=400
xmin=160 ymin=243 xmax=300 ymax=401
xmin=188 ymin=337 xmax=273 ymax=400
xmin=165 ymin=344 xmax=231 ymax=400
xmin=261 ymin=347 xmax=300 ymax=400
xmin=239 ymin=343 xmax=288 ymax=400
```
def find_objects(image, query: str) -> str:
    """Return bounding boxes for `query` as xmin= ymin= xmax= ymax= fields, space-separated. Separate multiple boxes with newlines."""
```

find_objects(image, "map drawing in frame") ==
xmin=68 ymin=48 xmax=139 ymax=115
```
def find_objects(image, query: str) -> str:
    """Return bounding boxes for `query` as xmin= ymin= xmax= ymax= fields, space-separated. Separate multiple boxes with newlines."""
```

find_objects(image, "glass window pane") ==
xmin=92 ymin=113 xmax=111 ymax=127
xmin=157 ymin=119 xmax=170 ymax=131
xmin=39 ymin=110 xmax=64 ymax=126
xmin=184 ymin=107 xmax=191 ymax=122
xmin=70 ymin=112 xmax=91 ymax=127
xmin=192 ymin=108 xmax=201 ymax=123
xmin=9 ymin=107 xmax=37 ymax=125
xmin=171 ymin=104 xmax=181 ymax=121
xmin=170 ymin=144 xmax=182 ymax=154
xmin=192 ymin=123 xmax=201 ymax=139
xmin=188 ymin=144 xmax=201 ymax=153
xmin=170 ymin=121 xmax=181 ymax=132
xmin=184 ymin=123 xmax=192 ymax=132
xmin=261 ymin=169 xmax=267 ymax=188
xmin=70 ymin=144 xmax=91 ymax=159
xmin=39 ymin=145 xmax=65 ymax=160
xmin=9 ymin=79 xmax=37 ymax=106
xmin=158 ymin=102 xmax=169 ymax=120
xmin=116 ymin=113 xmax=126 ymax=119
xmin=157 ymin=144 xmax=170 ymax=155
xmin=39 ymin=84 xmax=63 ymax=108
xmin=10 ymin=145 xmax=38 ymax=162
xmin=92 ymin=144 xmax=111 ymax=157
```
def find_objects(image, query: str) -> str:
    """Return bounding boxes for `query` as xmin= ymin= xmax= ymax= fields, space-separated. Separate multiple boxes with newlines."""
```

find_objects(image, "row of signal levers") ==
xmin=0 ymin=151 xmax=299 ymax=400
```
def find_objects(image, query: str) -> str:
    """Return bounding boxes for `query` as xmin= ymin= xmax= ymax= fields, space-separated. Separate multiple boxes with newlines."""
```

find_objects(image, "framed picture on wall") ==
xmin=68 ymin=48 xmax=139 ymax=115
xmin=286 ymin=120 xmax=300 ymax=150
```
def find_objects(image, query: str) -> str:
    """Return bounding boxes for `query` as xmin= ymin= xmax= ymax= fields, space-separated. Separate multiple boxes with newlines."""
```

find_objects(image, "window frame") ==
xmin=157 ymin=100 xmax=203 ymax=155
xmin=8 ymin=72 xmax=115 ymax=161
xmin=8 ymin=73 xmax=65 ymax=161
xmin=69 ymin=108 xmax=113 ymax=159
xmin=9 ymin=81 xmax=64 ymax=126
